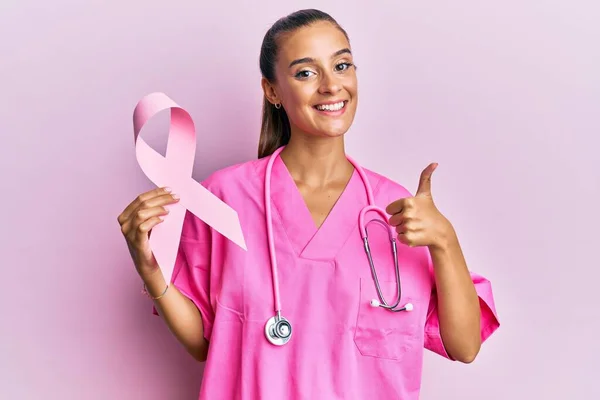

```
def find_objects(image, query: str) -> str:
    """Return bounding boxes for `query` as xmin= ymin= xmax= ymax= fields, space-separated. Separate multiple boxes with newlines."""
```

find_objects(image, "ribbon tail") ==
xmin=182 ymin=176 xmax=247 ymax=251
xmin=148 ymin=203 xmax=187 ymax=284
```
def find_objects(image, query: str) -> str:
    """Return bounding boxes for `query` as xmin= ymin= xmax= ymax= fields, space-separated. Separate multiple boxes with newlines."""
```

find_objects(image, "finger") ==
xmin=396 ymin=219 xmax=418 ymax=235
xmin=416 ymin=163 xmax=438 ymax=196
xmin=119 ymin=187 xmax=174 ymax=223
xmin=397 ymin=232 xmax=411 ymax=247
xmin=122 ymin=187 xmax=171 ymax=216
xmin=388 ymin=212 xmax=404 ymax=227
xmin=121 ymin=205 xmax=170 ymax=237
xmin=133 ymin=216 xmax=164 ymax=263
xmin=126 ymin=193 xmax=179 ymax=223
xmin=387 ymin=196 xmax=417 ymax=216
xmin=395 ymin=222 xmax=407 ymax=234
xmin=135 ymin=216 xmax=165 ymax=241
xmin=133 ymin=205 xmax=171 ymax=225
xmin=397 ymin=231 xmax=420 ymax=247
xmin=386 ymin=197 xmax=409 ymax=215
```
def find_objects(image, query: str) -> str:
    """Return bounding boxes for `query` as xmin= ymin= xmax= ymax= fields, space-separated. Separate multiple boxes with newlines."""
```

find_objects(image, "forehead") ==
xmin=277 ymin=21 xmax=350 ymax=63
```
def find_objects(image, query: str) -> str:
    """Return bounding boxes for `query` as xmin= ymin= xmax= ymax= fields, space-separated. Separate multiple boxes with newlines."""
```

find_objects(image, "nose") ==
xmin=318 ymin=71 xmax=342 ymax=95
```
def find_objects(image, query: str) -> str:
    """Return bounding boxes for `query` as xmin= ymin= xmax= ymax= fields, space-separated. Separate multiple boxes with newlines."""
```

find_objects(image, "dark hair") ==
xmin=257 ymin=9 xmax=350 ymax=158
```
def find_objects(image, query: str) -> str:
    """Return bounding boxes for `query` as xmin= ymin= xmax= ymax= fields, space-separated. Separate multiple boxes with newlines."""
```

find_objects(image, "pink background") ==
xmin=2 ymin=1 xmax=599 ymax=399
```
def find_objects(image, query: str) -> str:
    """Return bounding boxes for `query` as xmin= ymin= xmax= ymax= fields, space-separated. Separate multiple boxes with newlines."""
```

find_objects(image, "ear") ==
xmin=261 ymin=77 xmax=280 ymax=105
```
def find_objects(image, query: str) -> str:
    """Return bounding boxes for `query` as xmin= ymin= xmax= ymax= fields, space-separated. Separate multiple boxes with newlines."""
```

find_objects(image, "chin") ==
xmin=324 ymin=125 xmax=351 ymax=137
xmin=291 ymin=107 xmax=356 ymax=139
xmin=313 ymin=115 xmax=355 ymax=137
xmin=322 ymin=119 xmax=354 ymax=137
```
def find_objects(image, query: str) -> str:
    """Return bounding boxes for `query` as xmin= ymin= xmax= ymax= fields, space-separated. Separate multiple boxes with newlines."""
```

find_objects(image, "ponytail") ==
xmin=257 ymin=96 xmax=291 ymax=158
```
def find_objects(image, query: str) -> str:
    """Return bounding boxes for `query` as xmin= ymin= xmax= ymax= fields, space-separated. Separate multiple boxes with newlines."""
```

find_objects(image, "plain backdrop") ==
xmin=1 ymin=0 xmax=599 ymax=399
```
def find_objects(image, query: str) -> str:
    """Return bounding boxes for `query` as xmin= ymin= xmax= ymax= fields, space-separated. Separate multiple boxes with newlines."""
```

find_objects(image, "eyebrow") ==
xmin=288 ymin=48 xmax=352 ymax=68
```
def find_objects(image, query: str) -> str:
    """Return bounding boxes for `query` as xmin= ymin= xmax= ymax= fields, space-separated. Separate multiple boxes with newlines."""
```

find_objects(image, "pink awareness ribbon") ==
xmin=133 ymin=92 xmax=247 ymax=284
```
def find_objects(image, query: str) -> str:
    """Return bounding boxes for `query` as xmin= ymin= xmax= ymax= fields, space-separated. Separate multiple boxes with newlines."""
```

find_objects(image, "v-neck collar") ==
xmin=267 ymin=153 xmax=368 ymax=261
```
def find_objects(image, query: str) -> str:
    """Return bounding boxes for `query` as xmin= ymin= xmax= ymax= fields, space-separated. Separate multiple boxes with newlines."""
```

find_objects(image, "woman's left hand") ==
xmin=385 ymin=163 xmax=455 ymax=249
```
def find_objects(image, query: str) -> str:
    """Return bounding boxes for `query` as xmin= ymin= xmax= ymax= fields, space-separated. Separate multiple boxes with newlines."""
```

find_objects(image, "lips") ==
xmin=314 ymin=100 xmax=347 ymax=112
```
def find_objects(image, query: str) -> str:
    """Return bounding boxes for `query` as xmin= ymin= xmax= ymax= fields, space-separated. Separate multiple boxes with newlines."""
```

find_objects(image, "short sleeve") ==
xmin=424 ymin=268 xmax=500 ymax=360
xmin=151 ymin=210 xmax=215 ymax=342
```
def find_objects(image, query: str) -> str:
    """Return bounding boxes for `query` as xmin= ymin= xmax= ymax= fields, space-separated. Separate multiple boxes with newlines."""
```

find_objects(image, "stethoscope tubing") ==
xmin=263 ymin=146 xmax=409 ymax=345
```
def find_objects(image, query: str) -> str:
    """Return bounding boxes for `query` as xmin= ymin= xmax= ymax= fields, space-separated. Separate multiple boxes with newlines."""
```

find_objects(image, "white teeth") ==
xmin=316 ymin=101 xmax=345 ymax=111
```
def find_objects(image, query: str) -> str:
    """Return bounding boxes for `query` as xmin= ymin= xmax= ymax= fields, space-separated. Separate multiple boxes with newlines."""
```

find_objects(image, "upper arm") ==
xmin=171 ymin=210 xmax=215 ymax=342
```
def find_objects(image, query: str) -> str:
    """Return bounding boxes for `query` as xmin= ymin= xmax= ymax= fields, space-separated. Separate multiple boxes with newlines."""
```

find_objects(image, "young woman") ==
xmin=118 ymin=9 xmax=499 ymax=400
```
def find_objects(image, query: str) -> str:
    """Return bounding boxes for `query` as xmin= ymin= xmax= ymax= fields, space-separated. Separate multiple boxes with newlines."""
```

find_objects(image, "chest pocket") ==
xmin=353 ymin=278 xmax=426 ymax=361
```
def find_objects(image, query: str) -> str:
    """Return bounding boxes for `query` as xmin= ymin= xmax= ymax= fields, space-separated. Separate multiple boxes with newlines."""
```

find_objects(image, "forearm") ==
xmin=142 ymin=267 xmax=209 ymax=362
xmin=429 ymin=229 xmax=481 ymax=363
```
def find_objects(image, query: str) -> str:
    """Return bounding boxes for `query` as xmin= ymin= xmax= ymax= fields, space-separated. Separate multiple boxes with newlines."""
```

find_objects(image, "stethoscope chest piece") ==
xmin=265 ymin=314 xmax=293 ymax=346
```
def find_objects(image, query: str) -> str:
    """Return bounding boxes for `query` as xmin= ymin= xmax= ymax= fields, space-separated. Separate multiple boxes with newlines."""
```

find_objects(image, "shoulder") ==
xmin=181 ymin=157 xmax=265 ymax=240
xmin=361 ymin=165 xmax=414 ymax=204
xmin=200 ymin=157 xmax=266 ymax=196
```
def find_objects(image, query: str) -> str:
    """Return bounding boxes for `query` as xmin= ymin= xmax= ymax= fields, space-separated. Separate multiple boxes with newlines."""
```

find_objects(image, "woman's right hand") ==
xmin=117 ymin=187 xmax=180 ymax=278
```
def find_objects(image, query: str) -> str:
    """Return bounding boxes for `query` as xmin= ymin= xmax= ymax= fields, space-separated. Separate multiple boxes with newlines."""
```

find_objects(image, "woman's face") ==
xmin=264 ymin=21 xmax=358 ymax=139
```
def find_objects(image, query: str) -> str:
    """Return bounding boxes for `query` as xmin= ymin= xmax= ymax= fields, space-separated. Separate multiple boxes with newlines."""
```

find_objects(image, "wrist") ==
xmin=140 ymin=267 xmax=168 ymax=298
xmin=136 ymin=259 xmax=160 ymax=280
xmin=429 ymin=220 xmax=458 ymax=253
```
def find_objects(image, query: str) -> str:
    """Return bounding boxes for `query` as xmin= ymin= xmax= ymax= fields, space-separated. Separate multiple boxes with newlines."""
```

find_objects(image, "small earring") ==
xmin=274 ymin=103 xmax=281 ymax=109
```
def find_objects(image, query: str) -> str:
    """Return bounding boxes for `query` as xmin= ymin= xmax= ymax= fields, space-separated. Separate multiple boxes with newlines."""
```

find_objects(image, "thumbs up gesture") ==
xmin=385 ymin=163 xmax=455 ymax=249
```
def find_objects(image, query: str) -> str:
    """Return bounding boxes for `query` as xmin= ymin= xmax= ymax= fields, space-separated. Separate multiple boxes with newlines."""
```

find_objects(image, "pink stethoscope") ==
xmin=264 ymin=146 xmax=413 ymax=346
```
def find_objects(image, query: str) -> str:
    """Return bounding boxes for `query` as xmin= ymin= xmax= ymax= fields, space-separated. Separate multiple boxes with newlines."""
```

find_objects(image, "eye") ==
xmin=295 ymin=70 xmax=315 ymax=79
xmin=335 ymin=62 xmax=354 ymax=72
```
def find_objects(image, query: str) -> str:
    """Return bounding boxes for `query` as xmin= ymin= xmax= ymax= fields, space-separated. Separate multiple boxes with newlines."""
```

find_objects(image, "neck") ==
xmin=279 ymin=134 xmax=353 ymax=188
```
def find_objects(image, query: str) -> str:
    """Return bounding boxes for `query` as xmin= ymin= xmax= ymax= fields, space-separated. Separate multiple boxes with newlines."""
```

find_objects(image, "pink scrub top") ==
xmin=154 ymin=154 xmax=500 ymax=399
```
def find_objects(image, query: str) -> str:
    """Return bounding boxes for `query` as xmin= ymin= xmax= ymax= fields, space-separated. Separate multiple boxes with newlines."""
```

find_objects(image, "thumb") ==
xmin=416 ymin=162 xmax=438 ymax=196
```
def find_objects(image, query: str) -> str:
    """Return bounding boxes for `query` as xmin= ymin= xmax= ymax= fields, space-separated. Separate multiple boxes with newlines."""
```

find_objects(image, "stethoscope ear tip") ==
xmin=405 ymin=302 xmax=414 ymax=312
xmin=370 ymin=299 xmax=381 ymax=307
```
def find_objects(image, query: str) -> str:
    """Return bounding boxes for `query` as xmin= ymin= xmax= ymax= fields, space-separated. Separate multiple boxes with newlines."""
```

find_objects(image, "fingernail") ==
xmin=172 ymin=194 xmax=180 ymax=200
xmin=164 ymin=187 xmax=172 ymax=192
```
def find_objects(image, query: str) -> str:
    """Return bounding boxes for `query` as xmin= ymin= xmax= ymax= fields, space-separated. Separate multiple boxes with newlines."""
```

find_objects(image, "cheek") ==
xmin=283 ymin=86 xmax=316 ymax=120
xmin=346 ymin=76 xmax=358 ymax=98
xmin=283 ymin=82 xmax=314 ymax=106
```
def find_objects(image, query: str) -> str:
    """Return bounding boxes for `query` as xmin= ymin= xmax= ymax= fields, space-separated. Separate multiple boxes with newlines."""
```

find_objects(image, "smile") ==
xmin=313 ymin=100 xmax=347 ymax=114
